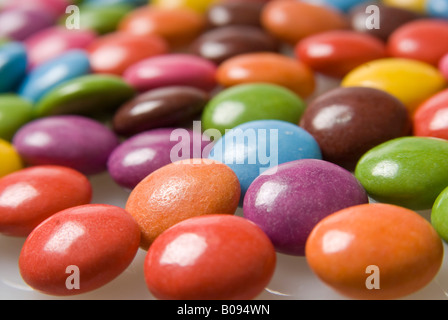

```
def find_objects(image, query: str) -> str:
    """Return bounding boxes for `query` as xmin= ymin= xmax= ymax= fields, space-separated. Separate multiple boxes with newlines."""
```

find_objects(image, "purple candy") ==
xmin=0 ymin=8 xmax=55 ymax=41
xmin=243 ymin=159 xmax=368 ymax=256
xmin=107 ymin=128 xmax=211 ymax=190
xmin=13 ymin=115 xmax=120 ymax=175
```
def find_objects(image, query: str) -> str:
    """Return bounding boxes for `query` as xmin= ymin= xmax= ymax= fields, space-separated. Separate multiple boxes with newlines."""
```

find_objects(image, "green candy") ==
xmin=201 ymin=83 xmax=306 ymax=136
xmin=432 ymin=186 xmax=448 ymax=242
xmin=34 ymin=74 xmax=136 ymax=118
xmin=0 ymin=94 xmax=33 ymax=141
xmin=355 ymin=136 xmax=448 ymax=211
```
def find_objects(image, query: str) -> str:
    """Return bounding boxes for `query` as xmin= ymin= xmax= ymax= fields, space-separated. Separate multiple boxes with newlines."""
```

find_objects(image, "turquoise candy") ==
xmin=18 ymin=50 xmax=91 ymax=104
xmin=355 ymin=136 xmax=448 ymax=211
xmin=0 ymin=94 xmax=33 ymax=141
xmin=0 ymin=42 xmax=27 ymax=93
xmin=201 ymin=83 xmax=306 ymax=136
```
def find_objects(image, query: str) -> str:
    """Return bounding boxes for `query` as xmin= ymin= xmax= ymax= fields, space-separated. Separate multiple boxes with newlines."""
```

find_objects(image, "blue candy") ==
xmin=207 ymin=120 xmax=322 ymax=203
xmin=313 ymin=0 xmax=376 ymax=12
xmin=0 ymin=42 xmax=27 ymax=93
xmin=18 ymin=50 xmax=91 ymax=104
xmin=427 ymin=0 xmax=448 ymax=18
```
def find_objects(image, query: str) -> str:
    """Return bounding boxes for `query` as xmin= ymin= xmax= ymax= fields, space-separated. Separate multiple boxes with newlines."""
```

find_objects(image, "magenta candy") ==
xmin=13 ymin=115 xmax=120 ymax=175
xmin=243 ymin=159 xmax=368 ymax=256
xmin=3 ymin=0 xmax=70 ymax=18
xmin=108 ymin=128 xmax=210 ymax=190
xmin=123 ymin=54 xmax=218 ymax=93
xmin=0 ymin=8 xmax=55 ymax=41
xmin=439 ymin=53 xmax=448 ymax=80
xmin=25 ymin=26 xmax=97 ymax=70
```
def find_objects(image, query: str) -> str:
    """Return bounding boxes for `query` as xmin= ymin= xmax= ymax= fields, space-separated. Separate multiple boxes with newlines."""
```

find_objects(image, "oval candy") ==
xmin=0 ymin=42 xmax=28 ymax=93
xmin=354 ymin=136 xmax=448 ymax=210
xmin=0 ymin=139 xmax=23 ymax=178
xmin=0 ymin=95 xmax=33 ymax=141
xmin=427 ymin=0 xmax=448 ymax=18
xmin=431 ymin=186 xmax=448 ymax=242
xmin=113 ymin=86 xmax=208 ymax=136
xmin=0 ymin=8 xmax=54 ymax=41
xmin=0 ymin=165 xmax=92 ymax=237
xmin=295 ymin=30 xmax=387 ymax=79
xmin=19 ymin=204 xmax=141 ymax=296
xmin=205 ymin=1 xmax=265 ymax=28
xmin=201 ymin=83 xmax=307 ymax=136
xmin=341 ymin=58 xmax=447 ymax=114
xmin=243 ymin=159 xmax=368 ymax=256
xmin=13 ymin=115 xmax=120 ymax=175
xmin=152 ymin=0 xmax=217 ymax=14
xmin=108 ymin=128 xmax=210 ymax=190
xmin=382 ymin=0 xmax=427 ymax=13
xmin=318 ymin=0 xmax=374 ymax=12
xmin=124 ymin=54 xmax=218 ymax=93
xmin=413 ymin=88 xmax=448 ymax=140
xmin=2 ymin=0 xmax=70 ymax=18
xmin=144 ymin=214 xmax=276 ymax=300
xmin=306 ymin=203 xmax=444 ymax=300
xmin=216 ymin=52 xmax=315 ymax=98
xmin=125 ymin=158 xmax=241 ymax=250
xmin=440 ymin=53 xmax=448 ymax=80
xmin=300 ymin=86 xmax=411 ymax=171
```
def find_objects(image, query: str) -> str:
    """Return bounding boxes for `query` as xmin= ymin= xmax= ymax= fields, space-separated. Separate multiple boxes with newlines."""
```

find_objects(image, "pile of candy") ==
xmin=1 ymin=0 xmax=448 ymax=300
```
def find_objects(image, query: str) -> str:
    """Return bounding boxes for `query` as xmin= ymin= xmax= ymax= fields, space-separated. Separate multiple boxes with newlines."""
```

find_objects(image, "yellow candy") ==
xmin=341 ymin=58 xmax=446 ymax=114
xmin=382 ymin=0 xmax=427 ymax=13
xmin=151 ymin=0 xmax=217 ymax=14
xmin=0 ymin=139 xmax=23 ymax=178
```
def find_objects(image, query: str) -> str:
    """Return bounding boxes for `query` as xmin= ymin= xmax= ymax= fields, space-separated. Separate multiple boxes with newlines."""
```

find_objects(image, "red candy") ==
xmin=19 ymin=204 xmax=140 ymax=296
xmin=144 ymin=214 xmax=276 ymax=300
xmin=0 ymin=165 xmax=92 ymax=237
xmin=414 ymin=88 xmax=448 ymax=140
xmin=295 ymin=30 xmax=388 ymax=78
xmin=388 ymin=19 xmax=448 ymax=66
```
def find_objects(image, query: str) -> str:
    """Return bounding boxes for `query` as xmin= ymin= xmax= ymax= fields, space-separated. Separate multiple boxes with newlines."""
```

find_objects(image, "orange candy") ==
xmin=261 ymin=0 xmax=348 ymax=45
xmin=305 ymin=203 xmax=443 ymax=300
xmin=119 ymin=6 xmax=206 ymax=50
xmin=216 ymin=52 xmax=316 ymax=98
xmin=125 ymin=159 xmax=241 ymax=250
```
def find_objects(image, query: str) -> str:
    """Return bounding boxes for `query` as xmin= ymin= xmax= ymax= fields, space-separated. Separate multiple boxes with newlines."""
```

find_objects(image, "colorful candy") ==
xmin=75 ymin=4 xmax=134 ymax=35
xmin=243 ymin=159 xmax=368 ymax=256
xmin=152 ymin=0 xmax=217 ymax=14
xmin=125 ymin=159 xmax=240 ymax=250
xmin=427 ymin=0 xmax=448 ymax=18
xmin=300 ymin=87 xmax=411 ymax=170
xmin=306 ymin=203 xmax=444 ymax=300
xmin=355 ymin=137 xmax=448 ymax=210
xmin=0 ymin=95 xmax=33 ymax=141
xmin=0 ymin=42 xmax=27 ymax=93
xmin=431 ymin=186 xmax=448 ymax=242
xmin=13 ymin=115 xmax=120 ymax=175
xmin=144 ymin=214 xmax=276 ymax=300
xmin=0 ymin=139 xmax=23 ymax=178
xmin=201 ymin=83 xmax=306 ymax=136
xmin=0 ymin=8 xmax=55 ymax=41
xmin=0 ymin=165 xmax=92 ymax=237
xmin=413 ymin=89 xmax=448 ymax=140
xmin=383 ymin=0 xmax=427 ymax=13
xmin=205 ymin=1 xmax=265 ymax=28
xmin=18 ymin=204 xmax=141 ymax=296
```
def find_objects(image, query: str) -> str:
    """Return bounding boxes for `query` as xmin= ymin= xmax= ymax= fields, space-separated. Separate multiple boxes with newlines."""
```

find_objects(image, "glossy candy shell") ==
xmin=144 ymin=214 xmax=276 ymax=300
xmin=0 ymin=42 xmax=27 ymax=93
xmin=0 ymin=139 xmax=23 ymax=178
xmin=413 ymin=88 xmax=448 ymax=140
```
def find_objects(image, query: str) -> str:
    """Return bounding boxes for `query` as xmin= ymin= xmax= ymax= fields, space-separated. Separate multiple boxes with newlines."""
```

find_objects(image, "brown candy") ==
xmin=112 ymin=86 xmax=208 ymax=136
xmin=205 ymin=1 xmax=265 ymax=29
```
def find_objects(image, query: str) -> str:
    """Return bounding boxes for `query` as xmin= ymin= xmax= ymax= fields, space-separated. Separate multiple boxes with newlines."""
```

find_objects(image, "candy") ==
xmin=24 ymin=26 xmax=97 ymax=70
xmin=205 ymin=1 xmax=265 ymax=28
xmin=305 ymin=203 xmax=443 ymax=300
xmin=18 ymin=50 xmax=91 ymax=104
xmin=144 ymin=214 xmax=276 ymax=300
xmin=123 ymin=53 xmax=218 ymax=93
xmin=349 ymin=2 xmax=421 ymax=41
xmin=440 ymin=53 xmax=448 ymax=80
xmin=355 ymin=136 xmax=448 ymax=210
xmin=0 ymin=42 xmax=27 ymax=93
xmin=431 ymin=186 xmax=448 ymax=242
xmin=317 ymin=0 xmax=373 ymax=12
xmin=387 ymin=19 xmax=448 ymax=67
xmin=33 ymin=74 xmax=136 ymax=117
xmin=13 ymin=115 xmax=120 ymax=175
xmin=113 ymin=86 xmax=208 ymax=136
xmin=427 ymin=0 xmax=448 ymax=18
xmin=118 ymin=6 xmax=206 ymax=50
xmin=413 ymin=88 xmax=448 ymax=140
xmin=216 ymin=52 xmax=315 ymax=98
xmin=18 ymin=204 xmax=141 ymax=296
xmin=201 ymin=83 xmax=306 ymax=136
xmin=383 ymin=0 xmax=427 ymax=13
xmin=261 ymin=0 xmax=348 ymax=45
xmin=208 ymin=120 xmax=322 ymax=201
xmin=300 ymin=87 xmax=411 ymax=171
xmin=0 ymin=139 xmax=23 ymax=178
xmin=2 ymin=0 xmax=70 ymax=18
xmin=108 ymin=128 xmax=209 ymax=190
xmin=87 ymin=31 xmax=168 ymax=76
xmin=152 ymin=0 xmax=217 ymax=14
xmin=0 ymin=165 xmax=92 ymax=237
xmin=243 ymin=159 xmax=368 ymax=256
xmin=295 ymin=30 xmax=387 ymax=79
xmin=83 ymin=0 xmax=146 ymax=6
xmin=189 ymin=26 xmax=279 ymax=65
xmin=125 ymin=159 xmax=240 ymax=250
xmin=0 ymin=95 xmax=33 ymax=141
xmin=0 ymin=8 xmax=54 ymax=41
xmin=341 ymin=58 xmax=447 ymax=114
